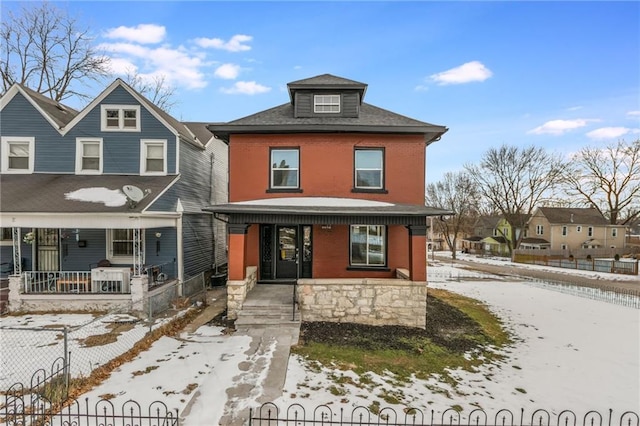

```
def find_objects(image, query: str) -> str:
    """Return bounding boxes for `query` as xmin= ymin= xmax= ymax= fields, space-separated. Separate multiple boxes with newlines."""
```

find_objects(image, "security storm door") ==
xmin=37 ymin=228 xmax=59 ymax=271
xmin=276 ymin=226 xmax=298 ymax=279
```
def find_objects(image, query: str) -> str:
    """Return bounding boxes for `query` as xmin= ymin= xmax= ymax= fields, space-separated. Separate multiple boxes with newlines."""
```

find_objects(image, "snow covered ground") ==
xmin=1 ymin=258 xmax=638 ymax=424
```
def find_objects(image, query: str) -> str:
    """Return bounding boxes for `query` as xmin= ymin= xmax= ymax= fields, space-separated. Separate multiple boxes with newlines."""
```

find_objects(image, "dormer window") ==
xmin=314 ymin=95 xmax=340 ymax=113
xmin=101 ymin=105 xmax=140 ymax=131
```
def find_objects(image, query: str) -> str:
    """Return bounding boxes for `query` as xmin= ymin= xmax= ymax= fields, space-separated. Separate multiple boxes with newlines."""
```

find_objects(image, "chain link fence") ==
xmin=1 ymin=311 xmax=151 ymax=390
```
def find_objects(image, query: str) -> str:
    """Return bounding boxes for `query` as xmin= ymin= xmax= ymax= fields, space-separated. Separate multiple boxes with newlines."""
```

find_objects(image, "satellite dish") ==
xmin=122 ymin=185 xmax=149 ymax=208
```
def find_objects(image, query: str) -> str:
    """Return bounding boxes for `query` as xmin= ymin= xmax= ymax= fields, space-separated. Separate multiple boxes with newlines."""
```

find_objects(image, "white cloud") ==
xmin=414 ymin=85 xmax=429 ymax=92
xmin=430 ymin=61 xmax=493 ymax=85
xmin=567 ymin=106 xmax=583 ymax=111
xmin=194 ymin=34 xmax=252 ymax=52
xmin=107 ymin=57 xmax=138 ymax=75
xmin=586 ymin=127 xmax=637 ymax=140
xmin=528 ymin=119 xmax=598 ymax=135
xmin=626 ymin=110 xmax=640 ymax=118
xmin=214 ymin=63 xmax=241 ymax=79
xmin=99 ymin=42 xmax=208 ymax=89
xmin=221 ymin=81 xmax=271 ymax=95
xmin=104 ymin=24 xmax=166 ymax=44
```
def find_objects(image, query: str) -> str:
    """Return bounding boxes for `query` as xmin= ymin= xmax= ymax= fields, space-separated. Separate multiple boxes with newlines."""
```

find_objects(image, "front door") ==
xmin=37 ymin=228 xmax=59 ymax=271
xmin=276 ymin=226 xmax=297 ymax=279
xmin=260 ymin=225 xmax=312 ymax=281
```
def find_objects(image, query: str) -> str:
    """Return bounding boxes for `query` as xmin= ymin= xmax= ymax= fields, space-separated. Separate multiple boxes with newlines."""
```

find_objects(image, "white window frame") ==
xmin=536 ymin=225 xmax=544 ymax=235
xmin=101 ymin=105 xmax=141 ymax=132
xmin=0 ymin=228 xmax=13 ymax=246
xmin=562 ymin=226 xmax=567 ymax=236
xmin=350 ymin=224 xmax=386 ymax=266
xmin=576 ymin=226 xmax=582 ymax=232
xmin=612 ymin=228 xmax=618 ymax=237
xmin=588 ymin=227 xmax=593 ymax=237
xmin=1 ymin=136 xmax=34 ymax=173
xmin=140 ymin=139 xmax=167 ymax=176
xmin=314 ymin=94 xmax=340 ymax=113
xmin=561 ymin=244 xmax=567 ymax=250
xmin=354 ymin=148 xmax=384 ymax=189
xmin=75 ymin=138 xmax=103 ymax=174
xmin=270 ymin=149 xmax=299 ymax=189
xmin=106 ymin=229 xmax=144 ymax=263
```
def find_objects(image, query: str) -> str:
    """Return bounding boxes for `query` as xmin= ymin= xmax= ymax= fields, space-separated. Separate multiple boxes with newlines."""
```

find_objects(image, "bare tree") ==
xmin=426 ymin=171 xmax=481 ymax=260
xmin=465 ymin=144 xmax=566 ymax=254
xmin=1 ymin=1 xmax=109 ymax=101
xmin=124 ymin=70 xmax=178 ymax=113
xmin=562 ymin=139 xmax=640 ymax=225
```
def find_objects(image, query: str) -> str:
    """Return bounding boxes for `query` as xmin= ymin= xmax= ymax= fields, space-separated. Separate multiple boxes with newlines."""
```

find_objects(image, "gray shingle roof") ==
xmin=287 ymin=74 xmax=367 ymax=87
xmin=183 ymin=122 xmax=217 ymax=147
xmin=0 ymin=174 xmax=178 ymax=213
xmin=18 ymin=84 xmax=79 ymax=128
xmin=208 ymin=102 xmax=447 ymax=143
xmin=538 ymin=207 xmax=608 ymax=225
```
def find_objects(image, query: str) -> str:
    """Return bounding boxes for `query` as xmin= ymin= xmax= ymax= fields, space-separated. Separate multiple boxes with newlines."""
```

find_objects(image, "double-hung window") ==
xmin=536 ymin=225 xmax=544 ymax=235
xmin=140 ymin=140 xmax=167 ymax=175
xmin=1 ymin=137 xmax=34 ymax=173
xmin=612 ymin=228 xmax=618 ymax=237
xmin=354 ymin=148 xmax=383 ymax=189
xmin=101 ymin=105 xmax=140 ymax=131
xmin=350 ymin=225 xmax=386 ymax=266
xmin=314 ymin=95 xmax=340 ymax=113
xmin=76 ymin=138 xmax=102 ymax=174
xmin=270 ymin=149 xmax=299 ymax=189
xmin=562 ymin=226 xmax=567 ymax=236
xmin=588 ymin=227 xmax=593 ymax=237
xmin=107 ymin=229 xmax=143 ymax=262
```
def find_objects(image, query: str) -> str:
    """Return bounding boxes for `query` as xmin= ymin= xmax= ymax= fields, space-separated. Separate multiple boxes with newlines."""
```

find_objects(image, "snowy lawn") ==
xmin=1 ymin=260 xmax=638 ymax=423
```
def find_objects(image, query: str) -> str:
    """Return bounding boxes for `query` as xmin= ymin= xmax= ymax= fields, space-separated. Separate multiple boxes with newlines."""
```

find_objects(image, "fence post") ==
xmin=64 ymin=327 xmax=69 ymax=398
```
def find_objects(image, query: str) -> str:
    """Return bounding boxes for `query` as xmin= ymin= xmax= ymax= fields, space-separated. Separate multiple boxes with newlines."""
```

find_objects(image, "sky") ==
xmin=4 ymin=1 xmax=640 ymax=183
xmin=2 ymin=257 xmax=638 ymax=423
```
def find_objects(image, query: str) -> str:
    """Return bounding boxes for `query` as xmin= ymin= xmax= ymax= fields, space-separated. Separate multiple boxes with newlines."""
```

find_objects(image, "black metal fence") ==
xmin=249 ymin=403 xmax=639 ymax=426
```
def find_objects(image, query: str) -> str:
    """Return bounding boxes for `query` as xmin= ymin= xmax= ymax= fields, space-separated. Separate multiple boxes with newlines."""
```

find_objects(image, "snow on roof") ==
xmin=64 ymin=187 xmax=127 ymax=207
xmin=233 ymin=197 xmax=394 ymax=207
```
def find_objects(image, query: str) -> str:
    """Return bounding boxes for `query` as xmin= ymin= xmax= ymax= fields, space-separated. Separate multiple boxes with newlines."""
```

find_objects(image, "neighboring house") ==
xmin=522 ymin=207 xmax=626 ymax=252
xmin=206 ymin=74 xmax=449 ymax=329
xmin=461 ymin=216 xmax=500 ymax=253
xmin=0 ymin=80 xmax=227 ymax=312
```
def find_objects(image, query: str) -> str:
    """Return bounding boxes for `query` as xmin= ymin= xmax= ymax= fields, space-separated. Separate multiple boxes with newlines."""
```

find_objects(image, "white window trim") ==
xmin=612 ymin=228 xmax=618 ymax=237
xmin=588 ymin=227 xmax=593 ymax=237
xmin=75 ymin=138 xmax=103 ymax=174
xmin=562 ymin=226 xmax=567 ymax=236
xmin=354 ymin=149 xmax=384 ymax=189
xmin=140 ymin=139 xmax=168 ymax=176
xmin=536 ymin=225 xmax=544 ymax=235
xmin=1 ymin=136 xmax=35 ymax=173
xmin=101 ymin=105 xmax=141 ymax=132
xmin=270 ymin=149 xmax=299 ymax=189
xmin=106 ymin=229 xmax=144 ymax=264
xmin=350 ymin=224 xmax=386 ymax=266
xmin=314 ymin=94 xmax=341 ymax=113
xmin=576 ymin=226 xmax=582 ymax=232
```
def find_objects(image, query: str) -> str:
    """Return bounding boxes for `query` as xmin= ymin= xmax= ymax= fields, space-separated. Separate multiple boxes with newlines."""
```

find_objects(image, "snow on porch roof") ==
xmin=205 ymin=197 xmax=452 ymax=217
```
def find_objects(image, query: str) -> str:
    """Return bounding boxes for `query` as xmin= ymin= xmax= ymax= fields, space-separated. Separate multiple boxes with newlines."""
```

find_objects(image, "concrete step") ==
xmin=238 ymin=307 xmax=296 ymax=316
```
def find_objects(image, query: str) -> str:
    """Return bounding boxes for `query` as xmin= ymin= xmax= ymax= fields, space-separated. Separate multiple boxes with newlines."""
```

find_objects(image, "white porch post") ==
xmin=12 ymin=227 xmax=22 ymax=274
xmin=133 ymin=227 xmax=143 ymax=276
xmin=176 ymin=214 xmax=184 ymax=296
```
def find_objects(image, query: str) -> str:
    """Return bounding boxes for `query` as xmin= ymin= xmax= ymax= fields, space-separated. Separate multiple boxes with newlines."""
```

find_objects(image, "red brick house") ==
xmin=207 ymin=74 xmax=448 ymax=328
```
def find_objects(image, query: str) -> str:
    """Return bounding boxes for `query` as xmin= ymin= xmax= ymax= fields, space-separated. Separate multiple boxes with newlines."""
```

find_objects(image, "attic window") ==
xmin=101 ymin=105 xmax=141 ymax=131
xmin=314 ymin=95 xmax=340 ymax=113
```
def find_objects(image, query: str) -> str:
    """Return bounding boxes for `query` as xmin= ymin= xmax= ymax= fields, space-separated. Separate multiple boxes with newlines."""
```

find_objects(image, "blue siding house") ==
xmin=0 ymin=80 xmax=227 ymax=311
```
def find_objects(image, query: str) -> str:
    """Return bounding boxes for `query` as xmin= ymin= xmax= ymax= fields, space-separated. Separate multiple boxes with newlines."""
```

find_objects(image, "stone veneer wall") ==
xmin=226 ymin=266 xmax=257 ymax=320
xmin=297 ymin=277 xmax=427 ymax=329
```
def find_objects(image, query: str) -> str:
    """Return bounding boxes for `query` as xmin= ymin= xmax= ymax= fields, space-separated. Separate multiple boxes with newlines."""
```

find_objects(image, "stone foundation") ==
xmin=297 ymin=277 xmax=427 ymax=329
xmin=226 ymin=266 xmax=257 ymax=319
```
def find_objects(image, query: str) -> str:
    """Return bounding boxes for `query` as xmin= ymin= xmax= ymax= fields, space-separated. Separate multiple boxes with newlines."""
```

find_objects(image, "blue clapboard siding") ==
xmin=145 ymin=227 xmax=177 ymax=279
xmin=61 ymin=229 xmax=107 ymax=270
xmin=65 ymin=86 xmax=177 ymax=175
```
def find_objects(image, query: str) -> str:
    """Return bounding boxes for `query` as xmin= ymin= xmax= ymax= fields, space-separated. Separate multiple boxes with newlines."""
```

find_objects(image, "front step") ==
xmin=235 ymin=306 xmax=300 ymax=327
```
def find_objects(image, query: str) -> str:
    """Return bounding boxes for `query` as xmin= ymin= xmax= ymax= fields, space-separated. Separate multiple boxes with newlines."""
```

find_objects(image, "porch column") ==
xmin=133 ymin=227 xmax=143 ymax=276
xmin=12 ymin=227 xmax=22 ymax=274
xmin=228 ymin=224 xmax=250 ymax=281
xmin=407 ymin=225 xmax=427 ymax=281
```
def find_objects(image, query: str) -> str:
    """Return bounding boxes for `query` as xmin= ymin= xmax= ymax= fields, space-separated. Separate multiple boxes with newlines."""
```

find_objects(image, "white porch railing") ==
xmin=23 ymin=271 xmax=130 ymax=294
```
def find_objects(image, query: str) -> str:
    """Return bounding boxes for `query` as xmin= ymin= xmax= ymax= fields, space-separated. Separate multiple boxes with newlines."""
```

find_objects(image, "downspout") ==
xmin=176 ymin=199 xmax=184 ymax=295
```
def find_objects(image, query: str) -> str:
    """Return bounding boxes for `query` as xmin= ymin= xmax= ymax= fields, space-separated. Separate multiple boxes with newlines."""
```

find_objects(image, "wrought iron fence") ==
xmin=522 ymin=278 xmax=640 ymax=309
xmin=2 ymin=393 xmax=179 ymax=426
xmin=249 ymin=403 xmax=639 ymax=426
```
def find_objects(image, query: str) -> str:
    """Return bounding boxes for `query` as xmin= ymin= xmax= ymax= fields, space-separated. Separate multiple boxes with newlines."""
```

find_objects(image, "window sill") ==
xmin=346 ymin=266 xmax=391 ymax=272
xmin=266 ymin=188 xmax=303 ymax=194
xmin=351 ymin=188 xmax=388 ymax=194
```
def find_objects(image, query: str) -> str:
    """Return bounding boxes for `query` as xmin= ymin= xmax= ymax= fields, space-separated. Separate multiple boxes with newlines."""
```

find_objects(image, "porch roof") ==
xmin=205 ymin=197 xmax=452 ymax=226
xmin=1 ymin=174 xmax=183 ymax=229
xmin=1 ymin=174 xmax=178 ymax=214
